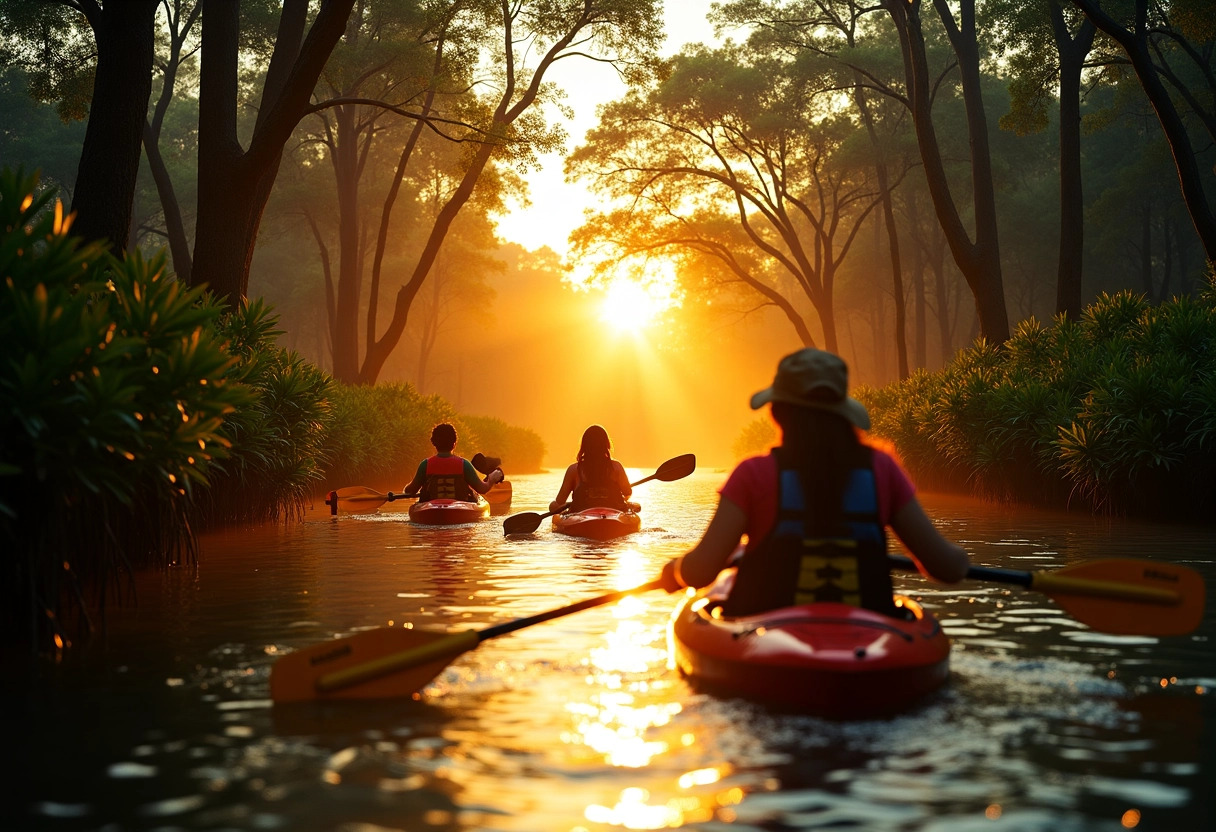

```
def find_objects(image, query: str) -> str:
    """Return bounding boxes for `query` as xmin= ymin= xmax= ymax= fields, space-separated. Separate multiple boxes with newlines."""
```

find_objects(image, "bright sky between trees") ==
xmin=492 ymin=1 xmax=718 ymax=257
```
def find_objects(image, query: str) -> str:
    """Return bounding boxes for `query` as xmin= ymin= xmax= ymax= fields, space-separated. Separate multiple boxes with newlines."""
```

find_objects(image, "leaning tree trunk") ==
xmin=1072 ymin=0 xmax=1216 ymax=262
xmin=70 ymin=0 xmax=158 ymax=255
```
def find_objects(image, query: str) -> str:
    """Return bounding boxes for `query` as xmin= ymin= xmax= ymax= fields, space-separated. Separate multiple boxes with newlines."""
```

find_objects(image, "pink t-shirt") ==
xmin=720 ymin=448 xmax=916 ymax=549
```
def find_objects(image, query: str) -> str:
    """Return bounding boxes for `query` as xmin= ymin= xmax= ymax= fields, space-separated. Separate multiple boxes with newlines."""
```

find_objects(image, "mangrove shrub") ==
xmin=0 ymin=169 xmax=251 ymax=648
xmin=858 ymin=283 xmax=1216 ymax=520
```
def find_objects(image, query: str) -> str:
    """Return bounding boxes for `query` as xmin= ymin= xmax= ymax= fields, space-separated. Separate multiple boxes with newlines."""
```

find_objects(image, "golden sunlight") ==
xmin=597 ymin=264 xmax=682 ymax=336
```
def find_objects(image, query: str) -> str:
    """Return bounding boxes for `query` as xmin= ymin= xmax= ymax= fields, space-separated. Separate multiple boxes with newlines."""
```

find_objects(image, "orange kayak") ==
xmin=484 ymin=481 xmax=513 ymax=507
xmin=669 ymin=568 xmax=950 ymax=717
xmin=551 ymin=507 xmax=641 ymax=541
xmin=408 ymin=499 xmax=489 ymax=526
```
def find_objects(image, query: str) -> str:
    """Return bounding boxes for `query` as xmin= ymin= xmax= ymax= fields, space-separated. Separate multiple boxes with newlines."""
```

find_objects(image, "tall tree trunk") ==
xmin=141 ymin=0 xmax=200 ymax=282
xmin=1051 ymin=10 xmax=1095 ymax=319
xmin=931 ymin=235 xmax=953 ymax=366
xmin=70 ymin=0 xmax=158 ymax=255
xmin=142 ymin=125 xmax=193 ymax=282
xmin=854 ymin=80 xmax=908 ymax=379
xmin=330 ymin=105 xmax=363 ymax=382
xmin=366 ymin=22 xmax=449 ymax=355
xmin=1073 ymin=0 xmax=1216 ymax=261
xmin=911 ymin=241 xmax=927 ymax=369
xmin=1139 ymin=204 xmax=1154 ymax=297
xmin=191 ymin=0 xmax=353 ymax=304
xmin=357 ymin=0 xmax=608 ymax=383
xmin=883 ymin=0 xmax=1010 ymax=344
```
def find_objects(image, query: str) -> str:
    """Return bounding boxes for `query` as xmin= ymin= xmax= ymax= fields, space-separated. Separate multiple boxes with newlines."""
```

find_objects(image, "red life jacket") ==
xmin=422 ymin=455 xmax=473 ymax=501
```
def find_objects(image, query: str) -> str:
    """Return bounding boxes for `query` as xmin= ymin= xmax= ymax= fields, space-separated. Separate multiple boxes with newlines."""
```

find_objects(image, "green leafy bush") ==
xmin=0 ymin=169 xmax=252 ymax=647
xmin=320 ymin=383 xmax=464 ymax=490
xmin=859 ymin=282 xmax=1216 ymax=521
xmin=201 ymin=299 xmax=335 ymax=525
xmin=0 ymin=167 xmax=559 ymax=650
xmin=461 ymin=414 xmax=545 ymax=473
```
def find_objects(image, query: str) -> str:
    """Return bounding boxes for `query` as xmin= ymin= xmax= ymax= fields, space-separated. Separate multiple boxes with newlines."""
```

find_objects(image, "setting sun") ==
xmin=597 ymin=266 xmax=682 ymax=335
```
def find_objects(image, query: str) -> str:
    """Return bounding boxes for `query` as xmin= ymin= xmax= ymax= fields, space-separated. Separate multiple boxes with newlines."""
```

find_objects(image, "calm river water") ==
xmin=6 ymin=471 xmax=1215 ymax=831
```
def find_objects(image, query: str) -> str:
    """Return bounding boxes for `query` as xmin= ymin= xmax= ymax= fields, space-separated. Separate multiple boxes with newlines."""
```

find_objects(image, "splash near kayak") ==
xmin=408 ymin=499 xmax=490 ymax=526
xmin=552 ymin=506 xmax=642 ymax=541
xmin=669 ymin=568 xmax=950 ymax=718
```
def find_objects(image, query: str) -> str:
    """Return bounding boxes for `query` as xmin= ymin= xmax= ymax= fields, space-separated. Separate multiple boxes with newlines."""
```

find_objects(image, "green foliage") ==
xmin=318 ymin=385 xmax=546 ymax=489
xmin=0 ymin=168 xmax=252 ymax=647
xmin=320 ymin=383 xmax=464 ymax=489
xmin=864 ymin=283 xmax=1216 ymax=520
xmin=0 ymin=0 xmax=95 ymax=122
xmin=201 ymin=299 xmax=336 ymax=525
xmin=460 ymin=414 xmax=545 ymax=474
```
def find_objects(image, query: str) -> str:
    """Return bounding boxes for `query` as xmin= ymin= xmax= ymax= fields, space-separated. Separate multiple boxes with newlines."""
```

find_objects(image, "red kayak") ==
xmin=408 ymin=499 xmax=489 ymax=526
xmin=669 ymin=568 xmax=950 ymax=718
xmin=552 ymin=506 xmax=641 ymax=541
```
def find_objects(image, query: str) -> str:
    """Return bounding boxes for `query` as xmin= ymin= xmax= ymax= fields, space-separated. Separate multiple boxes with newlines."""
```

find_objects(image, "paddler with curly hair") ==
xmin=659 ymin=348 xmax=970 ymax=616
xmin=403 ymin=423 xmax=503 ymax=502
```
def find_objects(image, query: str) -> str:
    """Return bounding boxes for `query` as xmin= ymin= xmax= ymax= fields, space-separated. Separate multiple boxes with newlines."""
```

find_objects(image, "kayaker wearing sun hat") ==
xmin=659 ymin=347 xmax=969 ymax=615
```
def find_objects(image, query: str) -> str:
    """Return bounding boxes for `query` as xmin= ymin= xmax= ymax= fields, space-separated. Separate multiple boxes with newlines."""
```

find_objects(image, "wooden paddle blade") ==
xmin=1036 ymin=559 xmax=1206 ymax=636
xmin=329 ymin=486 xmax=391 ymax=514
xmin=270 ymin=627 xmax=476 ymax=703
xmin=653 ymin=453 xmax=696 ymax=482
xmin=503 ymin=511 xmax=546 ymax=536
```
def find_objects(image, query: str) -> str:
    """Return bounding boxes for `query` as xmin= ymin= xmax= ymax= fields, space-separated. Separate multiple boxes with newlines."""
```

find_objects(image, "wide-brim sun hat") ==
xmin=749 ymin=347 xmax=870 ymax=430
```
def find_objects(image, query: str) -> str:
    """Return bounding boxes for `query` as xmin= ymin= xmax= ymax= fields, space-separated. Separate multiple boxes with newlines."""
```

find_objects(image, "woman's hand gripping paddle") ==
xmin=890 ymin=555 xmax=1206 ymax=635
xmin=324 ymin=486 xmax=416 ymax=516
xmin=270 ymin=579 xmax=666 ymax=703
xmin=501 ymin=453 xmax=697 ymax=536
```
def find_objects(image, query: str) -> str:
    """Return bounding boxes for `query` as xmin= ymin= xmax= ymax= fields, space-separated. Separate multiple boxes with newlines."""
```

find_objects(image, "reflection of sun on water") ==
xmin=560 ymin=548 xmax=741 ymax=828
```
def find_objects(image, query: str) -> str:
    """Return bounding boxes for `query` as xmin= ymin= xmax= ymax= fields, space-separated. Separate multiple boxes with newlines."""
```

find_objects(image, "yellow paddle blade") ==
xmin=1034 ymin=559 xmax=1206 ymax=636
xmin=270 ymin=627 xmax=477 ymax=703
xmin=328 ymin=486 xmax=392 ymax=515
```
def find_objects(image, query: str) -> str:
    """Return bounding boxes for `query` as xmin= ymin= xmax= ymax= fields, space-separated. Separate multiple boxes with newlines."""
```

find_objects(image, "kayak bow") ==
xmin=669 ymin=568 xmax=950 ymax=717
xmin=408 ymin=499 xmax=489 ymax=526
xmin=552 ymin=506 xmax=642 ymax=541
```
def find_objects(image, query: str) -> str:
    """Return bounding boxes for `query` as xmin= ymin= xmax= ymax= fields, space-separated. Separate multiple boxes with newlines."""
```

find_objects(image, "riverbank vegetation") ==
xmin=1 ymin=170 xmax=543 ymax=650
xmin=858 ymin=280 xmax=1216 ymax=521
xmin=735 ymin=277 xmax=1216 ymax=523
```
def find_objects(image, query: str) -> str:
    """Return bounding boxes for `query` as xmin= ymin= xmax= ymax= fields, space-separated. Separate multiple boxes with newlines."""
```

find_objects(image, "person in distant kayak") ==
xmin=550 ymin=425 xmax=633 ymax=512
xmin=404 ymin=423 xmax=503 ymax=502
xmin=659 ymin=348 xmax=970 ymax=617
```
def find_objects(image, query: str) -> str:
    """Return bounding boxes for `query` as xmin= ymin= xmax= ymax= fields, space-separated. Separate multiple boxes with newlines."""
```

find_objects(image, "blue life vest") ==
xmin=723 ymin=445 xmax=897 ymax=617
